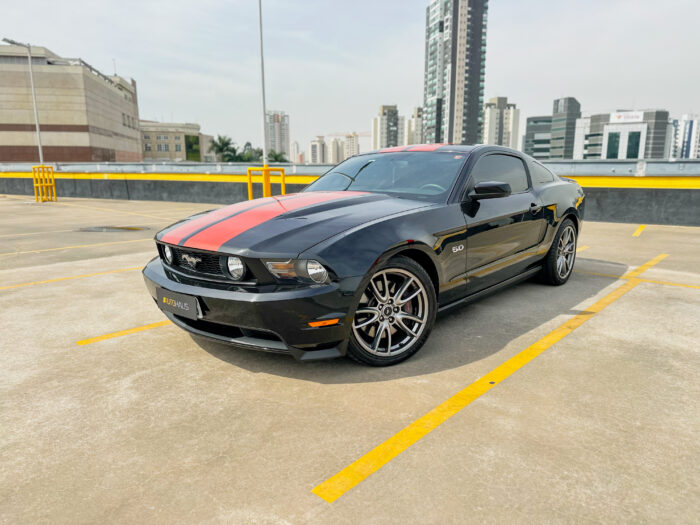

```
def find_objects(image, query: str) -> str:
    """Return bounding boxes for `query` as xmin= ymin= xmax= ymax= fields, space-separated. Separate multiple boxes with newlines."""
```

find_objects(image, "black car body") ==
xmin=143 ymin=144 xmax=584 ymax=365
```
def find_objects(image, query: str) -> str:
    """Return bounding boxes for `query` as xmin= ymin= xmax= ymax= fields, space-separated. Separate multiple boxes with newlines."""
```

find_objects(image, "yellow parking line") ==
xmin=632 ymin=225 xmax=646 ymax=237
xmin=312 ymin=253 xmax=668 ymax=503
xmin=623 ymin=253 xmax=668 ymax=278
xmin=76 ymin=320 xmax=171 ymax=346
xmin=0 ymin=238 xmax=153 ymax=257
xmin=0 ymin=266 xmax=143 ymax=291
xmin=576 ymin=245 xmax=590 ymax=252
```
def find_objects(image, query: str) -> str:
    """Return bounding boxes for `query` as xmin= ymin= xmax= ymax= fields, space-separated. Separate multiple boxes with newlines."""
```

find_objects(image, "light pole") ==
xmin=257 ymin=0 xmax=268 ymax=166
xmin=3 ymin=38 xmax=43 ymax=164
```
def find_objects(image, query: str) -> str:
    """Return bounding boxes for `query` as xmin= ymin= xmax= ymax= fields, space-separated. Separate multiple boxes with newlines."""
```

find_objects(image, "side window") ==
xmin=530 ymin=162 xmax=556 ymax=186
xmin=469 ymin=154 xmax=529 ymax=193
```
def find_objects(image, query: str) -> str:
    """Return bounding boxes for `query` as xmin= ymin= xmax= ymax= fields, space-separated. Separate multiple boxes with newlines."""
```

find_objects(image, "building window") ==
xmin=606 ymin=132 xmax=620 ymax=159
xmin=627 ymin=131 xmax=641 ymax=159
xmin=143 ymin=134 xmax=150 ymax=140
xmin=157 ymin=144 xmax=170 ymax=152
xmin=175 ymin=144 xmax=181 ymax=152
xmin=156 ymin=135 xmax=168 ymax=141
xmin=144 ymin=143 xmax=151 ymax=151
xmin=122 ymin=113 xmax=126 ymax=126
xmin=174 ymin=135 xmax=181 ymax=141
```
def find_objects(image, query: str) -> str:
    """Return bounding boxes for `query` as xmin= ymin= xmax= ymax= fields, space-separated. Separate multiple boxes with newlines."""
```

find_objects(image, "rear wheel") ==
xmin=347 ymin=256 xmax=436 ymax=366
xmin=541 ymin=218 xmax=577 ymax=285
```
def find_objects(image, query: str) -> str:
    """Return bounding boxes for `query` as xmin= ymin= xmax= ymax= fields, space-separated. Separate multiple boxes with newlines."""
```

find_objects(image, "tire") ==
xmin=347 ymin=255 xmax=437 ymax=366
xmin=541 ymin=218 xmax=577 ymax=285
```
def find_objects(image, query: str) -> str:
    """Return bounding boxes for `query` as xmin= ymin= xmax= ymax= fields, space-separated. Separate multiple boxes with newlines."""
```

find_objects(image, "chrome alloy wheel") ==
xmin=352 ymin=268 xmax=429 ymax=357
xmin=556 ymin=225 xmax=576 ymax=279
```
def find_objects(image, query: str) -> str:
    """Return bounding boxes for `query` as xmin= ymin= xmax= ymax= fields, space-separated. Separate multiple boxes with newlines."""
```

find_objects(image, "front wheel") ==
xmin=541 ymin=218 xmax=577 ymax=285
xmin=347 ymin=256 xmax=437 ymax=366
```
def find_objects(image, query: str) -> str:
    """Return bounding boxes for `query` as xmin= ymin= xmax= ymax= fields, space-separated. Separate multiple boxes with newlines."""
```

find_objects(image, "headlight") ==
xmin=227 ymin=256 xmax=245 ymax=280
xmin=306 ymin=260 xmax=328 ymax=283
xmin=265 ymin=259 xmax=330 ymax=283
xmin=163 ymin=244 xmax=173 ymax=264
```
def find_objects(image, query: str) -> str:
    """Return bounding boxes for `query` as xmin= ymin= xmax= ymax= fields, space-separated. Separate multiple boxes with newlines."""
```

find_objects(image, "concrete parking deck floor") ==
xmin=1 ymin=194 xmax=699 ymax=523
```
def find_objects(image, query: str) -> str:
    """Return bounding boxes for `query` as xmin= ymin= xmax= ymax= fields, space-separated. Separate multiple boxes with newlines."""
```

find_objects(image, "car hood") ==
xmin=157 ymin=191 xmax=433 ymax=257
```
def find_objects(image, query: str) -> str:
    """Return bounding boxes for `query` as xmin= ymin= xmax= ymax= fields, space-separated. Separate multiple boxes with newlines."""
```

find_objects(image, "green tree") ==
xmin=208 ymin=135 xmax=233 ymax=161
xmin=267 ymin=149 xmax=288 ymax=162
xmin=241 ymin=142 xmax=263 ymax=162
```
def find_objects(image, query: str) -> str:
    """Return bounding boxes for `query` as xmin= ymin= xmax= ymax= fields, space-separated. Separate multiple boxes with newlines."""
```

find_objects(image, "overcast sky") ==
xmin=4 ymin=0 xmax=699 ymax=152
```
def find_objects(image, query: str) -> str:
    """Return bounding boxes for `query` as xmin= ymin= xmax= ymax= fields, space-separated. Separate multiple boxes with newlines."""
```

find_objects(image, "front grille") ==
xmin=171 ymin=247 xmax=224 ymax=277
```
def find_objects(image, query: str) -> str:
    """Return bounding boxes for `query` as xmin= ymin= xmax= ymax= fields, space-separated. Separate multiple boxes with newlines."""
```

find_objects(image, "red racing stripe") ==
xmin=183 ymin=191 xmax=367 ymax=252
xmin=379 ymin=145 xmax=408 ymax=153
xmin=160 ymin=195 xmax=296 ymax=245
xmin=405 ymin=143 xmax=449 ymax=151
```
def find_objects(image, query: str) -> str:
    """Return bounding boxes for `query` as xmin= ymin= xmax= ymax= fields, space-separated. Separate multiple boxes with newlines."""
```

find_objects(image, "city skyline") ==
xmin=2 ymin=0 xmax=699 ymax=154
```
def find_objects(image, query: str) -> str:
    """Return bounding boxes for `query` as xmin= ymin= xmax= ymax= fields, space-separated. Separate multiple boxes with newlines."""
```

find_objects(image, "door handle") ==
xmin=529 ymin=203 xmax=542 ymax=214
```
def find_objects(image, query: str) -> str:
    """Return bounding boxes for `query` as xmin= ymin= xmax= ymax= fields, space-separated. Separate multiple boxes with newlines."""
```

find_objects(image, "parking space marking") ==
xmin=632 ymin=225 xmax=646 ymax=237
xmin=0 ymin=267 xmax=143 ymax=291
xmin=0 ymin=238 xmax=153 ymax=257
xmin=576 ymin=245 xmax=590 ymax=252
xmin=76 ymin=320 xmax=171 ymax=346
xmin=623 ymin=253 xmax=668 ymax=278
xmin=312 ymin=253 xmax=668 ymax=503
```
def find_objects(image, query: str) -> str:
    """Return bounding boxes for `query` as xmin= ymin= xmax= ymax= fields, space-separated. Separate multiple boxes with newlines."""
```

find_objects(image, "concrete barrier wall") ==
xmin=1 ymin=172 xmax=699 ymax=226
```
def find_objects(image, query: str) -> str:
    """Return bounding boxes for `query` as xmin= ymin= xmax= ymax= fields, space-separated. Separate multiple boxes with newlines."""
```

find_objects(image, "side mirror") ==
xmin=468 ymin=181 xmax=511 ymax=200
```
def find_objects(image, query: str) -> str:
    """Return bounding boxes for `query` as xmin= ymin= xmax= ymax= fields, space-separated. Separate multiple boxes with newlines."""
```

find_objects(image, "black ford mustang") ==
xmin=143 ymin=144 xmax=584 ymax=366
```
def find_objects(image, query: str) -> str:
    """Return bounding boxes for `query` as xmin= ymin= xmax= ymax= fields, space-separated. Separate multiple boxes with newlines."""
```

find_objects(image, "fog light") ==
xmin=227 ymin=256 xmax=245 ymax=280
xmin=306 ymin=260 xmax=328 ymax=283
xmin=163 ymin=245 xmax=173 ymax=264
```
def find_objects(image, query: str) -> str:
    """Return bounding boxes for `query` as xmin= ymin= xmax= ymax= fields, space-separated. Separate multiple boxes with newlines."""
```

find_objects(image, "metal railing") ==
xmin=31 ymin=165 xmax=56 ymax=202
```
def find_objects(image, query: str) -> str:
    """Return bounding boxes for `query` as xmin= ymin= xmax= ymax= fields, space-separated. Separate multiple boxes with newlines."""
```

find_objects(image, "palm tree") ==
xmin=267 ymin=149 xmax=288 ymax=162
xmin=208 ymin=135 xmax=233 ymax=161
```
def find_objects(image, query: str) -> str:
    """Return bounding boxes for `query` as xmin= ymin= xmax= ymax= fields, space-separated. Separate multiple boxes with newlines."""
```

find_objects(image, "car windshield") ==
xmin=303 ymin=151 xmax=469 ymax=202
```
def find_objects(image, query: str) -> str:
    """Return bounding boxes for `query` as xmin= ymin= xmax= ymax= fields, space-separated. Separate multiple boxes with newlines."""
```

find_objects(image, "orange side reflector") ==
xmin=308 ymin=318 xmax=340 ymax=328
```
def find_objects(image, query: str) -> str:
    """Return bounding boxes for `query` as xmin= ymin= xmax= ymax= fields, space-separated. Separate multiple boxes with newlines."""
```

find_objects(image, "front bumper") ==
xmin=143 ymin=257 xmax=356 ymax=361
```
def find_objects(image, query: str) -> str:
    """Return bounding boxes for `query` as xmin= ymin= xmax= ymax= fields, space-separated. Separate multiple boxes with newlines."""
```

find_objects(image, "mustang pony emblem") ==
xmin=181 ymin=254 xmax=202 ymax=267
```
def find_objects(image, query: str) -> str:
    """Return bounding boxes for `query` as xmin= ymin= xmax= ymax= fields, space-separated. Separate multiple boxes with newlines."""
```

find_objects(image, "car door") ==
xmin=462 ymin=152 xmax=543 ymax=293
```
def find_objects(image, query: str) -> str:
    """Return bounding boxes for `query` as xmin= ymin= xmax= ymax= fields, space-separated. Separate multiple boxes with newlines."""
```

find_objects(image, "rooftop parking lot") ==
xmin=1 ymin=194 xmax=699 ymax=523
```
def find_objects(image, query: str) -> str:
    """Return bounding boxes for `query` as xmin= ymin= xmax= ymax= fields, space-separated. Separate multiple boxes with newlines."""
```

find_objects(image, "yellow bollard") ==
xmin=32 ymin=165 xmax=57 ymax=202
xmin=246 ymin=165 xmax=286 ymax=200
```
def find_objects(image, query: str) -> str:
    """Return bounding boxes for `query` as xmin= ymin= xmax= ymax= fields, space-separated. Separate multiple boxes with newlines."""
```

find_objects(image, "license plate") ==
xmin=157 ymin=288 xmax=200 ymax=320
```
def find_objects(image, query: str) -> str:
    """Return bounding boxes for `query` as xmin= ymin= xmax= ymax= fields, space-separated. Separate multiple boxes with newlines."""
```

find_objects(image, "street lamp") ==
xmin=257 ymin=0 xmax=268 ymax=166
xmin=2 ymin=37 xmax=44 ymax=164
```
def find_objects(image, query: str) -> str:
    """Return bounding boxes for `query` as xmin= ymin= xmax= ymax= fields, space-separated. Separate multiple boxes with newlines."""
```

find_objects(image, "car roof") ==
xmin=358 ymin=143 xmax=522 ymax=156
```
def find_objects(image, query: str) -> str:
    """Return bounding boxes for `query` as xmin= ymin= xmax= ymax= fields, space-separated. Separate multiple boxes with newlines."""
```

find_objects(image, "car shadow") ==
xmin=191 ymin=257 xmax=629 ymax=384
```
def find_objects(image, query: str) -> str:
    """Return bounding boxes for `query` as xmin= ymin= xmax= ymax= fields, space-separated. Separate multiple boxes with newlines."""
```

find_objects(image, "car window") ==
xmin=304 ymin=152 xmax=469 ymax=202
xmin=468 ymin=154 xmax=529 ymax=193
xmin=530 ymin=162 xmax=556 ymax=186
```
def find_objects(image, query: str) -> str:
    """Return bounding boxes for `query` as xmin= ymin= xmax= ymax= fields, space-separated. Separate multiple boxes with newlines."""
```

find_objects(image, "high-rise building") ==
xmin=671 ymin=114 xmax=700 ymax=159
xmin=572 ymin=117 xmax=590 ymax=160
xmin=371 ymin=105 xmax=400 ymax=149
xmin=578 ymin=113 xmax=609 ymax=159
xmin=522 ymin=116 xmax=551 ymax=160
xmin=140 ymin=121 xmax=209 ymax=162
xmin=423 ymin=0 xmax=488 ymax=145
xmin=327 ymin=138 xmax=345 ymax=164
xmin=0 ymin=44 xmax=141 ymax=162
xmin=264 ymin=110 xmax=290 ymax=157
xmin=290 ymin=141 xmax=303 ymax=163
xmin=550 ymin=97 xmax=581 ymax=159
xmin=402 ymin=107 xmax=424 ymax=146
xmin=482 ymin=96 xmax=519 ymax=148
xmin=309 ymin=136 xmax=326 ymax=164
xmin=344 ymin=132 xmax=360 ymax=158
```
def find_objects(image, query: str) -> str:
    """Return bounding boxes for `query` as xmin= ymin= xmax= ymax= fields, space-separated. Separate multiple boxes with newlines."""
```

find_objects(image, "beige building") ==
xmin=482 ymin=96 xmax=520 ymax=149
xmin=140 ymin=121 xmax=213 ymax=162
xmin=0 ymin=44 xmax=141 ymax=162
